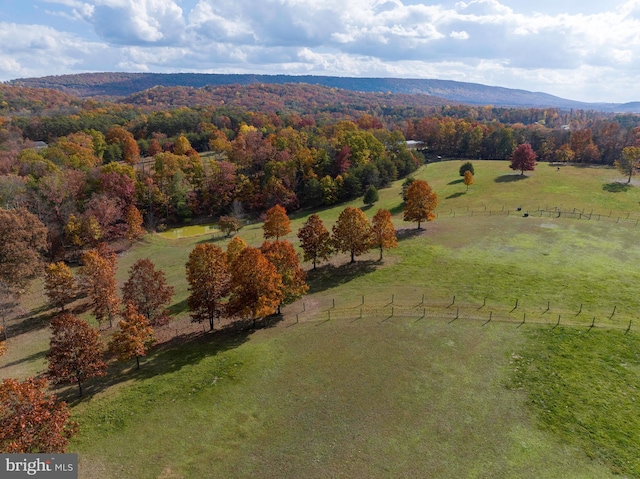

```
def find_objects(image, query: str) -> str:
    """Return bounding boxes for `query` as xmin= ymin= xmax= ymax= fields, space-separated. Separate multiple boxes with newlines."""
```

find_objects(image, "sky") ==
xmin=1 ymin=0 xmax=640 ymax=103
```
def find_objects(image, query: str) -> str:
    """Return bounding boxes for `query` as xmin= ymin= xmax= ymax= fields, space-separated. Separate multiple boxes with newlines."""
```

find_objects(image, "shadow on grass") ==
xmin=0 ymin=349 xmax=47 ymax=370
xmin=168 ymin=299 xmax=189 ymax=316
xmin=494 ymin=174 xmax=529 ymax=183
xmin=448 ymin=179 xmax=464 ymax=185
xmin=389 ymin=202 xmax=405 ymax=215
xmin=603 ymin=182 xmax=632 ymax=193
xmin=306 ymin=261 xmax=377 ymax=295
xmin=396 ymin=227 xmax=426 ymax=242
xmin=60 ymin=325 xmax=252 ymax=404
xmin=446 ymin=192 xmax=465 ymax=199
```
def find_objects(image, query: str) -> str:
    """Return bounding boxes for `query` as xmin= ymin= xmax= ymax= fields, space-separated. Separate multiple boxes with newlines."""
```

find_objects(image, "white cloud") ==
xmin=2 ymin=0 xmax=640 ymax=102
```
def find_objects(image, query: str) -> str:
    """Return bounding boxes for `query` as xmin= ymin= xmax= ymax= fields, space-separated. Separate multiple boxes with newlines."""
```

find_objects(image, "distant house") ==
xmin=33 ymin=141 xmax=48 ymax=150
xmin=406 ymin=140 xmax=424 ymax=149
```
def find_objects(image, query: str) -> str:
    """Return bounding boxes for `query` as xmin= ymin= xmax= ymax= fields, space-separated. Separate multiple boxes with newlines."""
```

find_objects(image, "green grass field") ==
xmin=2 ymin=160 xmax=640 ymax=477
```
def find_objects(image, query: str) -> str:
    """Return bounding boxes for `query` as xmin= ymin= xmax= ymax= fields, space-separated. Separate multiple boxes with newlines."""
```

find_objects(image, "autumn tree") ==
xmin=297 ymin=214 xmax=333 ymax=269
xmin=510 ymin=143 xmax=537 ymax=175
xmin=78 ymin=246 xmax=120 ymax=329
xmin=615 ymin=146 xmax=640 ymax=183
xmin=463 ymin=170 xmax=474 ymax=191
xmin=0 ymin=377 xmax=78 ymax=453
xmin=363 ymin=185 xmax=379 ymax=206
xmin=226 ymin=236 xmax=248 ymax=266
xmin=47 ymin=313 xmax=107 ymax=397
xmin=0 ymin=208 xmax=48 ymax=291
xmin=261 ymin=240 xmax=308 ymax=313
xmin=125 ymin=204 xmax=145 ymax=241
xmin=122 ymin=259 xmax=174 ymax=326
xmin=228 ymin=247 xmax=283 ymax=327
xmin=44 ymin=262 xmax=76 ymax=313
xmin=108 ymin=302 xmax=156 ymax=369
xmin=0 ymin=208 xmax=48 ymax=338
xmin=332 ymin=207 xmax=371 ymax=263
xmin=0 ymin=329 xmax=6 ymax=357
xmin=218 ymin=215 xmax=241 ymax=238
xmin=263 ymin=204 xmax=291 ymax=240
xmin=370 ymin=209 xmax=398 ymax=261
xmin=185 ymin=244 xmax=230 ymax=331
xmin=459 ymin=161 xmax=474 ymax=177
xmin=403 ymin=180 xmax=438 ymax=230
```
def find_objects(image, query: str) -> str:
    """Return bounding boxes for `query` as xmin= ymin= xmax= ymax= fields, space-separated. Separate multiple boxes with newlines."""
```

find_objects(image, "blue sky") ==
xmin=1 ymin=0 xmax=639 ymax=103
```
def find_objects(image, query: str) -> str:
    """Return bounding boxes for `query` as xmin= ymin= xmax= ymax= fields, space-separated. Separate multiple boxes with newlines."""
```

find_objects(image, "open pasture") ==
xmin=2 ymin=160 xmax=640 ymax=477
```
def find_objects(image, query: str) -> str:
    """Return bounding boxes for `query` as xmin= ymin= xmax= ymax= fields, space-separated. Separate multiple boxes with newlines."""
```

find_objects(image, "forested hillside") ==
xmin=7 ymin=72 xmax=632 ymax=111
xmin=1 ymin=81 xmax=640 ymax=264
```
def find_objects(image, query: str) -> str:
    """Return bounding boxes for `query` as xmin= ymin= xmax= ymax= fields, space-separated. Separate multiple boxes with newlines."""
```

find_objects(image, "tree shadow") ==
xmin=306 ymin=261 xmax=377 ymax=295
xmin=389 ymin=202 xmax=405 ymax=216
xmin=494 ymin=175 xmax=529 ymax=183
xmin=167 ymin=298 xmax=189 ymax=316
xmin=603 ymin=182 xmax=631 ymax=193
xmin=395 ymin=227 xmax=426 ymax=242
xmin=59 ymin=325 xmax=252 ymax=404
xmin=446 ymin=192 xmax=465 ymax=199
xmin=448 ymin=179 xmax=464 ymax=185
xmin=361 ymin=204 xmax=375 ymax=211
xmin=0 ymin=349 xmax=47 ymax=370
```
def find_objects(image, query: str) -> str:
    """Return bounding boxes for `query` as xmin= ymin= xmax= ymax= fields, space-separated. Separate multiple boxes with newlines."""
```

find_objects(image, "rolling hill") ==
xmin=7 ymin=72 xmax=639 ymax=112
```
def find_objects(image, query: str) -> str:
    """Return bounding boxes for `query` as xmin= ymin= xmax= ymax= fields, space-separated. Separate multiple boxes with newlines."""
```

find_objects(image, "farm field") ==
xmin=2 ymin=160 xmax=640 ymax=477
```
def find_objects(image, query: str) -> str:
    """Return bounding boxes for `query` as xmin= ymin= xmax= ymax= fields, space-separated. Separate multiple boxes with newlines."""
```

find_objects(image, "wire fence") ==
xmin=439 ymin=204 xmax=640 ymax=226
xmin=287 ymin=293 xmax=637 ymax=334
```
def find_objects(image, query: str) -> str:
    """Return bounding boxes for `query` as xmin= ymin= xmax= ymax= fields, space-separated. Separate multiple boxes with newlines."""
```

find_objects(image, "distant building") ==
xmin=406 ymin=140 xmax=424 ymax=149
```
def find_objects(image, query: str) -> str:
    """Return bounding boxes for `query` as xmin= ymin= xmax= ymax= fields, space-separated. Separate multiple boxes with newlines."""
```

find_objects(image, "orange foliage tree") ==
xmin=403 ymin=180 xmax=438 ymax=230
xmin=263 ymin=204 xmax=291 ymax=239
xmin=47 ymin=313 xmax=106 ymax=397
xmin=44 ymin=262 xmax=76 ymax=313
xmin=108 ymin=302 xmax=156 ymax=369
xmin=297 ymin=214 xmax=333 ymax=269
xmin=228 ymin=247 xmax=283 ymax=327
xmin=261 ymin=240 xmax=308 ymax=313
xmin=370 ymin=209 xmax=398 ymax=261
xmin=463 ymin=170 xmax=474 ymax=191
xmin=185 ymin=244 xmax=230 ymax=331
xmin=122 ymin=259 xmax=174 ymax=326
xmin=78 ymin=246 xmax=120 ymax=329
xmin=332 ymin=206 xmax=371 ymax=263
xmin=125 ymin=204 xmax=145 ymax=241
xmin=0 ymin=377 xmax=78 ymax=453
xmin=226 ymin=236 xmax=247 ymax=265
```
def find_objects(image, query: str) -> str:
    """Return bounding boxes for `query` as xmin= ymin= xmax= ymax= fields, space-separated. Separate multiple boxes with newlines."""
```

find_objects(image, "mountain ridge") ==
xmin=6 ymin=72 xmax=639 ymax=112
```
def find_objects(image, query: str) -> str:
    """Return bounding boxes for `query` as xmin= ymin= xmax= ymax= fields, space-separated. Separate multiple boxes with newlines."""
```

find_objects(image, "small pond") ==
xmin=158 ymin=224 xmax=218 ymax=239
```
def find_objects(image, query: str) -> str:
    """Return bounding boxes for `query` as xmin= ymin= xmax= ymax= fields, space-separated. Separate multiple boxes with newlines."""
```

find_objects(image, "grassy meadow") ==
xmin=2 ymin=160 xmax=640 ymax=477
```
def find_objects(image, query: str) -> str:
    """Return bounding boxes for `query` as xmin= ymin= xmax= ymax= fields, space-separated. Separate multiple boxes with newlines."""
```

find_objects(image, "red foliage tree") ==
xmin=297 ymin=214 xmax=333 ymax=269
xmin=185 ymin=244 xmax=230 ymax=331
xmin=510 ymin=143 xmax=537 ymax=175
xmin=0 ymin=377 xmax=78 ymax=453
xmin=122 ymin=259 xmax=174 ymax=326
xmin=47 ymin=313 xmax=107 ymax=397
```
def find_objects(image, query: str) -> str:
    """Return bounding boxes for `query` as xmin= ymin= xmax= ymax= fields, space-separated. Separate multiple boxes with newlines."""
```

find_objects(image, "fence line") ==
xmin=442 ymin=205 xmax=640 ymax=226
xmin=288 ymin=294 xmax=638 ymax=333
